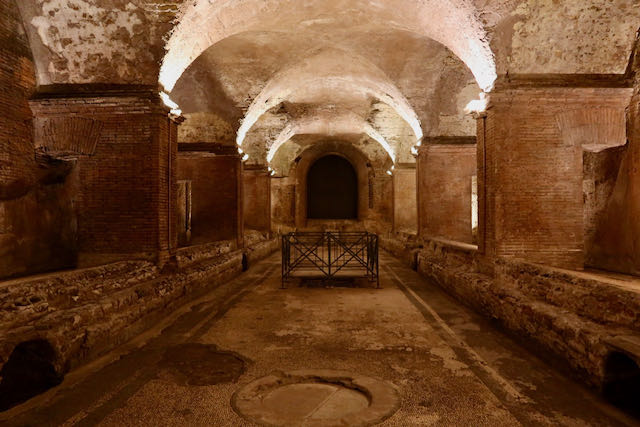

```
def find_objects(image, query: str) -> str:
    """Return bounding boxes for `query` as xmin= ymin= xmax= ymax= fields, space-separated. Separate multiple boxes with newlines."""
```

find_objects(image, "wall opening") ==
xmin=602 ymin=351 xmax=640 ymax=416
xmin=307 ymin=155 xmax=358 ymax=219
xmin=242 ymin=253 xmax=249 ymax=272
xmin=0 ymin=340 xmax=63 ymax=411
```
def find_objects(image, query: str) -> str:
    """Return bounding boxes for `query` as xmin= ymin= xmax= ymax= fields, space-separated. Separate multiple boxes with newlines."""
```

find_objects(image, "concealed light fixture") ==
xmin=386 ymin=170 xmax=393 ymax=176
xmin=242 ymin=154 xmax=249 ymax=162
xmin=159 ymin=91 xmax=182 ymax=116
xmin=270 ymin=170 xmax=276 ymax=176
xmin=238 ymin=147 xmax=244 ymax=154
xmin=268 ymin=166 xmax=273 ymax=172
xmin=411 ymin=146 xmax=419 ymax=156
xmin=464 ymin=92 xmax=488 ymax=114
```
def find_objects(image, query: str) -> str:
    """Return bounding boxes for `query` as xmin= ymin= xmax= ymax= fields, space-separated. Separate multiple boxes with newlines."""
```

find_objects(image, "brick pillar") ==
xmin=29 ymin=86 xmax=180 ymax=267
xmin=243 ymin=166 xmax=271 ymax=234
xmin=480 ymin=82 xmax=630 ymax=270
xmin=177 ymin=145 xmax=243 ymax=249
xmin=627 ymin=89 xmax=640 ymax=274
xmin=417 ymin=137 xmax=477 ymax=244
xmin=392 ymin=164 xmax=417 ymax=234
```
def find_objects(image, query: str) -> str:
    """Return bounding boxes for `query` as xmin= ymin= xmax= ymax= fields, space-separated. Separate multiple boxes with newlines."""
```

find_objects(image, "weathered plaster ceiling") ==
xmin=14 ymin=0 xmax=640 ymax=168
xmin=16 ymin=0 xmax=640 ymax=86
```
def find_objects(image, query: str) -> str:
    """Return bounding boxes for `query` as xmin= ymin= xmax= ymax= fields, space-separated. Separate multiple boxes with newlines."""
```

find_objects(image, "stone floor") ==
xmin=2 ymin=253 xmax=639 ymax=426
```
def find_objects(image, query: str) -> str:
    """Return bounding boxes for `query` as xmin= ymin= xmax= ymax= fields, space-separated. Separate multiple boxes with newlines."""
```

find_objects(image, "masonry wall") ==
xmin=413 ymin=237 xmax=640 ymax=389
xmin=392 ymin=166 xmax=417 ymax=234
xmin=270 ymin=143 xmax=393 ymax=234
xmin=583 ymin=146 xmax=627 ymax=269
xmin=177 ymin=153 xmax=242 ymax=246
xmin=28 ymin=92 xmax=179 ymax=267
xmin=482 ymin=90 xmax=582 ymax=269
xmin=481 ymin=87 xmax=633 ymax=270
xmin=591 ymin=98 xmax=640 ymax=276
xmin=417 ymin=144 xmax=476 ymax=244
xmin=243 ymin=169 xmax=271 ymax=233
xmin=0 ymin=0 xmax=76 ymax=279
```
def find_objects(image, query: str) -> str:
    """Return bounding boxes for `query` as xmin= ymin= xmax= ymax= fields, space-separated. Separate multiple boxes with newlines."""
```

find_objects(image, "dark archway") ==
xmin=602 ymin=351 xmax=640 ymax=416
xmin=307 ymin=155 xmax=358 ymax=219
xmin=0 ymin=340 xmax=63 ymax=411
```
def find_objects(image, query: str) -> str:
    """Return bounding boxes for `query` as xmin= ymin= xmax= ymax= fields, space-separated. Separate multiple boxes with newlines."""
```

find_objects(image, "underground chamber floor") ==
xmin=2 ymin=253 xmax=639 ymax=426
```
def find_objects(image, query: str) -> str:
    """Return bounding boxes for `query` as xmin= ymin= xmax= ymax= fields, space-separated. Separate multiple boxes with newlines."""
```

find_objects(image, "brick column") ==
xmin=177 ymin=144 xmax=243 ymax=249
xmin=480 ymin=81 xmax=631 ymax=270
xmin=417 ymin=137 xmax=477 ymax=244
xmin=627 ymin=89 xmax=640 ymax=274
xmin=392 ymin=164 xmax=417 ymax=234
xmin=29 ymin=85 xmax=180 ymax=267
xmin=243 ymin=166 xmax=271 ymax=234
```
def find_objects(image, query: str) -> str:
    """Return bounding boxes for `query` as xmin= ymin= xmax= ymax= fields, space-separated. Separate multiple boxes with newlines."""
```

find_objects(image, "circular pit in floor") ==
xmin=231 ymin=369 xmax=400 ymax=426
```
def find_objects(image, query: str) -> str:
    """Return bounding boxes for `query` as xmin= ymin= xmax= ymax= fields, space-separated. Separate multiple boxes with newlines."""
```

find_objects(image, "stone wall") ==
xmin=0 ymin=0 xmax=76 ymax=279
xmin=0 ymin=239 xmax=278 ymax=379
xmin=413 ymin=237 xmax=640 ymax=389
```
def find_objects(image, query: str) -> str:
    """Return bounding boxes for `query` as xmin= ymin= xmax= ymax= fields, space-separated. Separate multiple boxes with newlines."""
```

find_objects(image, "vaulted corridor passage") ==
xmin=3 ymin=254 xmax=635 ymax=426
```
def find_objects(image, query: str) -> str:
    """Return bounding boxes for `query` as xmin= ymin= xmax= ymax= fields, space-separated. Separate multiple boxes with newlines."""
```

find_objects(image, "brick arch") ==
xmin=291 ymin=141 xmax=378 ymax=230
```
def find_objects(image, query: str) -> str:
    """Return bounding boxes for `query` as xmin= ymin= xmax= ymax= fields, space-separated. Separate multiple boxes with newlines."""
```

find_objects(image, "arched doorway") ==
xmin=307 ymin=155 xmax=358 ymax=219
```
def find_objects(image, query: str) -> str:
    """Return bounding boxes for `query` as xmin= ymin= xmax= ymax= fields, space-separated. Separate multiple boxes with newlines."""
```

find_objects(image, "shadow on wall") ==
xmin=0 ymin=340 xmax=63 ymax=412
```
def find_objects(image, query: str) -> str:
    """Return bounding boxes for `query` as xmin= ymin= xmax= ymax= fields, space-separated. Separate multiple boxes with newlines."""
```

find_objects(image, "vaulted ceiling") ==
xmin=13 ymin=0 xmax=640 ymax=169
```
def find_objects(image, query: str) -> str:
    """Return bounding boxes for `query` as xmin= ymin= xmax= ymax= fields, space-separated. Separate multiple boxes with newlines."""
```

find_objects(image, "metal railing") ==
xmin=281 ymin=232 xmax=379 ymax=288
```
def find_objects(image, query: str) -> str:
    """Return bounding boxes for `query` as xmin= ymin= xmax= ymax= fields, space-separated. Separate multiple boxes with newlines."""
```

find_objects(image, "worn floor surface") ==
xmin=2 ymin=253 xmax=638 ymax=426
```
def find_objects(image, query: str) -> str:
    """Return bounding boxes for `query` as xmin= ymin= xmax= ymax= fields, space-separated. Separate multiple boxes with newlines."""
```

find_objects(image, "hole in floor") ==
xmin=0 ymin=340 xmax=63 ymax=412
xmin=232 ymin=370 xmax=399 ymax=426
xmin=603 ymin=351 xmax=640 ymax=417
xmin=159 ymin=343 xmax=246 ymax=386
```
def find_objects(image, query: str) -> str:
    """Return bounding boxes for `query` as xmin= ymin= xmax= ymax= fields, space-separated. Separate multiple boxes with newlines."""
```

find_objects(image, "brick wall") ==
xmin=483 ymin=90 xmax=602 ymax=269
xmin=0 ymin=0 xmax=34 ymax=199
xmin=0 ymin=0 xmax=76 ymax=279
xmin=590 ymin=91 xmax=640 ymax=275
xmin=243 ymin=168 xmax=271 ymax=232
xmin=177 ymin=153 xmax=242 ymax=246
xmin=29 ymin=90 xmax=179 ymax=267
xmin=417 ymin=143 xmax=476 ymax=244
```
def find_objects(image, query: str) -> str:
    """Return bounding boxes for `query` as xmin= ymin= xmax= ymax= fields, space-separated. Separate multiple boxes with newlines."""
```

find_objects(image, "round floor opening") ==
xmin=232 ymin=370 xmax=399 ymax=426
